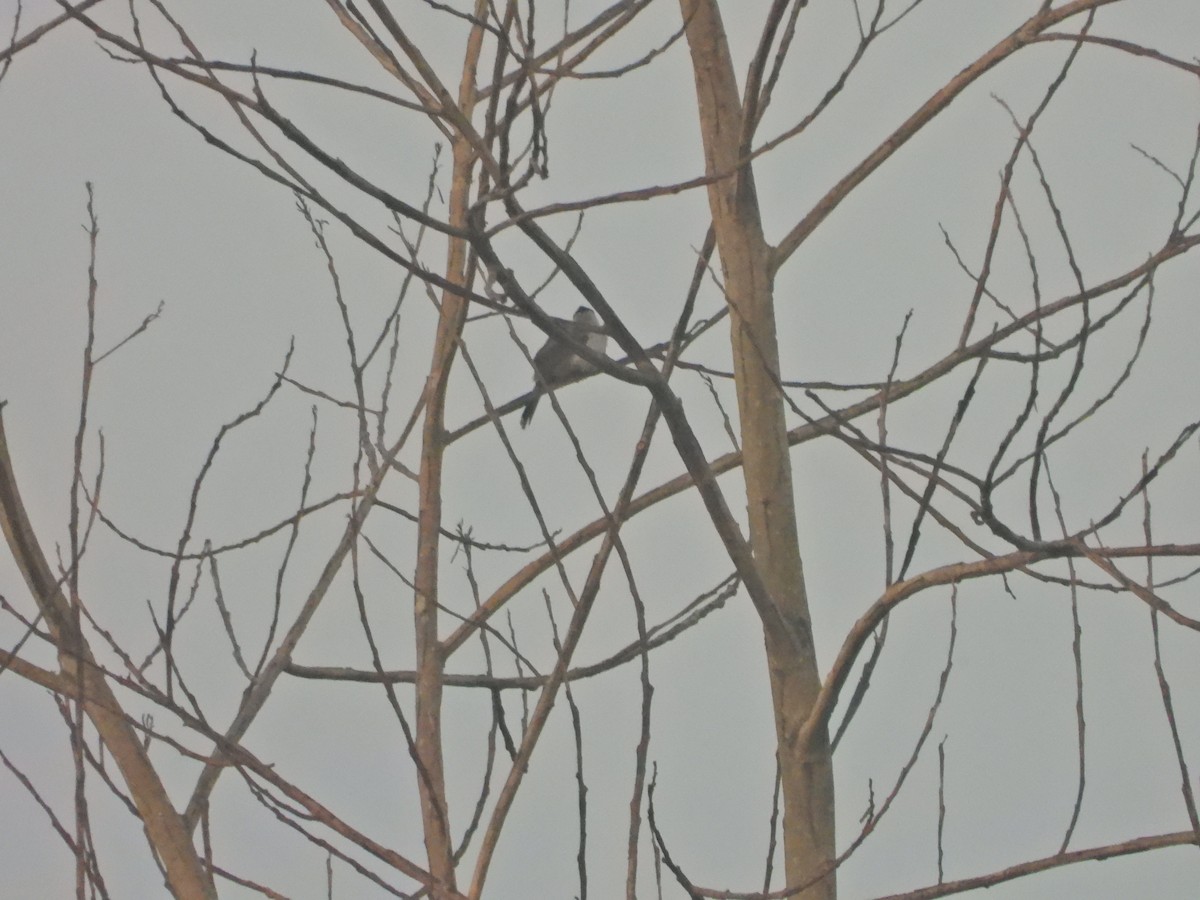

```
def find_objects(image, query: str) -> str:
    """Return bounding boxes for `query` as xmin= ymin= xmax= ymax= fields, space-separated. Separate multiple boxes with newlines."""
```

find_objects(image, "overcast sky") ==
xmin=2 ymin=2 xmax=1200 ymax=898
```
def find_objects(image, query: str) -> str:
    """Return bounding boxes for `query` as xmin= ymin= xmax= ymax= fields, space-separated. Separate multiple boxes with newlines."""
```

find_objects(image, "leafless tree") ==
xmin=2 ymin=2 xmax=1199 ymax=898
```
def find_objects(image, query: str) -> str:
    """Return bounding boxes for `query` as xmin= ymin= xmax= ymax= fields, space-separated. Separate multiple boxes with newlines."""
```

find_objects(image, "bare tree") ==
xmin=2 ymin=2 xmax=1199 ymax=898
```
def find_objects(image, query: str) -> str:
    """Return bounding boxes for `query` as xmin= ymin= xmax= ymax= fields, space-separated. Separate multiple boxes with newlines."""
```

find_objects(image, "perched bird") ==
xmin=520 ymin=306 xmax=607 ymax=428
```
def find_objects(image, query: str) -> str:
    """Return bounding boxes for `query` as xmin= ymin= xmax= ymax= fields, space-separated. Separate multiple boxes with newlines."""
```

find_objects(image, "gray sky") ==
xmin=2 ymin=2 xmax=1199 ymax=898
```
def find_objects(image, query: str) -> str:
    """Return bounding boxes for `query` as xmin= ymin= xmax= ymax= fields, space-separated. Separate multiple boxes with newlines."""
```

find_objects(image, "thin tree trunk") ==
xmin=0 ymin=415 xmax=217 ymax=900
xmin=411 ymin=8 xmax=489 ymax=896
xmin=679 ymin=2 xmax=836 ymax=895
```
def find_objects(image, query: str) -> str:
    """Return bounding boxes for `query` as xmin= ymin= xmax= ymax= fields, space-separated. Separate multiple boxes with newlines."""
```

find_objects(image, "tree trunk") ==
xmin=410 ymin=7 xmax=492 ymax=896
xmin=0 ymin=416 xmax=217 ymax=900
xmin=679 ymin=2 xmax=836 ymax=895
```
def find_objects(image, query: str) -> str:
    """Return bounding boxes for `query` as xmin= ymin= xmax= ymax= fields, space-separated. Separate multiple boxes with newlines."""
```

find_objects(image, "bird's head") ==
xmin=573 ymin=306 xmax=598 ymax=324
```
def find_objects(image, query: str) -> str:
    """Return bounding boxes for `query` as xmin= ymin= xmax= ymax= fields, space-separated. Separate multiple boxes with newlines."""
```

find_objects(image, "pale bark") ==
xmin=410 ymin=5 xmax=490 ymax=894
xmin=0 ymin=413 xmax=217 ymax=900
xmin=679 ymin=1 xmax=836 ymax=895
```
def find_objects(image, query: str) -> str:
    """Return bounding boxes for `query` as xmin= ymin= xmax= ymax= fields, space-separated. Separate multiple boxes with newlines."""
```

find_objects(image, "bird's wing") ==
xmin=532 ymin=340 xmax=574 ymax=385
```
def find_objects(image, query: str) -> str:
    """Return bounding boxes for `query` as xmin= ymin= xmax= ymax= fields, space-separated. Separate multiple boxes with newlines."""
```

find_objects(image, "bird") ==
xmin=520 ymin=306 xmax=607 ymax=428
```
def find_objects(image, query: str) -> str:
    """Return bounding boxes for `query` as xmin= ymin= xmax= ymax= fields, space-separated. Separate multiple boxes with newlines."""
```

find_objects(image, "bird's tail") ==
xmin=520 ymin=394 xmax=540 ymax=428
